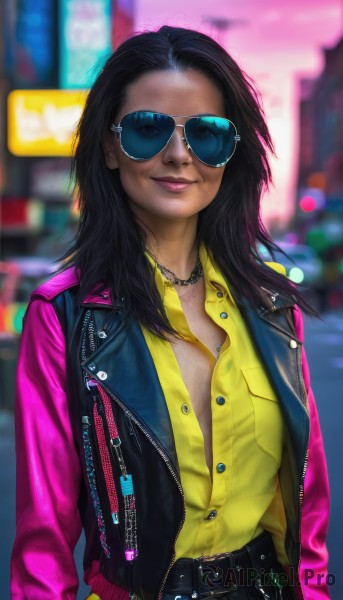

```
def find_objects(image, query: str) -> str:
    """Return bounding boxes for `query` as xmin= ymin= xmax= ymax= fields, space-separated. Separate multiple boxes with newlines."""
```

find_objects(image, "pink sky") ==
xmin=135 ymin=0 xmax=343 ymax=229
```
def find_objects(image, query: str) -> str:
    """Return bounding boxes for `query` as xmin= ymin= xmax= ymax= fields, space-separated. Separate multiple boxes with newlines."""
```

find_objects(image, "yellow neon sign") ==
xmin=7 ymin=90 xmax=88 ymax=156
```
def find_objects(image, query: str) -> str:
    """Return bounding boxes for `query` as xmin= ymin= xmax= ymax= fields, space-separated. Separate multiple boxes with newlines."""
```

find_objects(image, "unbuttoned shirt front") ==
xmin=141 ymin=246 xmax=288 ymax=566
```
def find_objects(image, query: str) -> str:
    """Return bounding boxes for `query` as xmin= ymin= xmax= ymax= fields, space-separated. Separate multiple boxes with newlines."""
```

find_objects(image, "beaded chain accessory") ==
xmin=97 ymin=385 xmax=138 ymax=561
xmin=82 ymin=416 xmax=110 ymax=558
xmin=93 ymin=401 xmax=120 ymax=525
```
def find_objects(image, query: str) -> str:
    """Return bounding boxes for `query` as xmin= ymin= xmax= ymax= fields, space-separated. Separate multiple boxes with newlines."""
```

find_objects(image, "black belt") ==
xmin=164 ymin=531 xmax=285 ymax=598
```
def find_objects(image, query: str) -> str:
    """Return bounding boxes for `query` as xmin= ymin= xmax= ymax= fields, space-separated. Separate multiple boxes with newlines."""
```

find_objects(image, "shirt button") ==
xmin=216 ymin=396 xmax=225 ymax=405
xmin=217 ymin=291 xmax=224 ymax=298
xmin=181 ymin=404 xmax=190 ymax=415
xmin=289 ymin=340 xmax=298 ymax=349
xmin=216 ymin=463 xmax=226 ymax=473
xmin=220 ymin=312 xmax=228 ymax=319
xmin=206 ymin=509 xmax=218 ymax=520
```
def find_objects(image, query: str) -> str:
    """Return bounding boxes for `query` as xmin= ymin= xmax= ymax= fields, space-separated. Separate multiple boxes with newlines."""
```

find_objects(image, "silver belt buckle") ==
xmin=197 ymin=552 xmax=235 ymax=598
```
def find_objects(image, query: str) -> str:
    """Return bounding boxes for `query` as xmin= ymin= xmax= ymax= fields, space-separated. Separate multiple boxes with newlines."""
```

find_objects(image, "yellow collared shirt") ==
xmin=141 ymin=246 xmax=288 ymax=565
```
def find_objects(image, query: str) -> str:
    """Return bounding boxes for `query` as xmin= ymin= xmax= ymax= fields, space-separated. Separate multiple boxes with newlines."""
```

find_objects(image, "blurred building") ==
xmin=298 ymin=36 xmax=343 ymax=216
xmin=296 ymin=36 xmax=343 ymax=305
xmin=0 ymin=0 xmax=134 ymax=261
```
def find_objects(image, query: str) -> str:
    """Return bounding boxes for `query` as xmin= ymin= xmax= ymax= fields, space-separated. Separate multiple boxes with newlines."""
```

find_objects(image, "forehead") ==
xmin=116 ymin=69 xmax=226 ymax=120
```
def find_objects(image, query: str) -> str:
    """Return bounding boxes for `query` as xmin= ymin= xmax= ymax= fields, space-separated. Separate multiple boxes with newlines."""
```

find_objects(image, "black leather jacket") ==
xmin=50 ymin=279 xmax=309 ymax=600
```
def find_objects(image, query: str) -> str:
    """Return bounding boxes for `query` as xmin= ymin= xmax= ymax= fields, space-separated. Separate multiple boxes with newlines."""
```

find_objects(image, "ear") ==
xmin=103 ymin=131 xmax=120 ymax=169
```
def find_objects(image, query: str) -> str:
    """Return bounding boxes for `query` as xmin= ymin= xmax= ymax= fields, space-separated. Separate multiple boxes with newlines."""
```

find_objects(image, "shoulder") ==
xmin=23 ymin=267 xmax=80 ymax=337
xmin=30 ymin=266 xmax=80 ymax=302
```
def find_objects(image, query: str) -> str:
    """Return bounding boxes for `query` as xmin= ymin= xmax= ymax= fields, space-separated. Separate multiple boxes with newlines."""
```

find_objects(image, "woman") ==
xmin=11 ymin=26 xmax=330 ymax=600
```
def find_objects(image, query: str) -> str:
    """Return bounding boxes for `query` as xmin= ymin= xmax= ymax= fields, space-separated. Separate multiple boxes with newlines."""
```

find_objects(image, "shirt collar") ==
xmin=199 ymin=244 xmax=236 ymax=306
xmin=144 ymin=250 xmax=172 ymax=299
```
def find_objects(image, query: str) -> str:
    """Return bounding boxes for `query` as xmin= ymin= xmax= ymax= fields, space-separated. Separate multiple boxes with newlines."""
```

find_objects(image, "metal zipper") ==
xmin=296 ymin=344 xmax=308 ymax=410
xmin=295 ymin=448 xmax=309 ymax=600
xmin=295 ymin=343 xmax=310 ymax=600
xmin=97 ymin=382 xmax=186 ymax=599
xmin=88 ymin=313 xmax=97 ymax=352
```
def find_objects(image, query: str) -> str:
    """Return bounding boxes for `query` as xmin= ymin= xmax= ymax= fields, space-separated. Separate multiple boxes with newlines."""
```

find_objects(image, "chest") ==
xmin=169 ymin=283 xmax=227 ymax=470
xmin=172 ymin=281 xmax=226 ymax=391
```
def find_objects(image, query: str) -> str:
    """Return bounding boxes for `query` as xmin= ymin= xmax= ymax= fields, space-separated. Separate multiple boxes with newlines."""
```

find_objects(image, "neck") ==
xmin=143 ymin=218 xmax=199 ymax=280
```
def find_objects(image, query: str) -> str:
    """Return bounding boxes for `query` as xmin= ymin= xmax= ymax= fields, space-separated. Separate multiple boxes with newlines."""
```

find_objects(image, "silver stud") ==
xmin=271 ymin=295 xmax=276 ymax=303
xmin=261 ymin=554 xmax=266 ymax=560
xmin=236 ymin=565 xmax=241 ymax=571
xmin=97 ymin=370 xmax=108 ymax=380
xmin=98 ymin=330 xmax=107 ymax=339
xmin=88 ymin=363 xmax=96 ymax=371
xmin=289 ymin=340 xmax=298 ymax=349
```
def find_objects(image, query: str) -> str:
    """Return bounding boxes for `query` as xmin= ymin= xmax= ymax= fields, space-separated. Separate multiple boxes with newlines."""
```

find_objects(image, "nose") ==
xmin=162 ymin=124 xmax=192 ymax=165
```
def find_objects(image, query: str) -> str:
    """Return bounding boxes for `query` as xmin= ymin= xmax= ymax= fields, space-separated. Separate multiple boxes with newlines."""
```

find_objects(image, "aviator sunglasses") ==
xmin=110 ymin=111 xmax=241 ymax=167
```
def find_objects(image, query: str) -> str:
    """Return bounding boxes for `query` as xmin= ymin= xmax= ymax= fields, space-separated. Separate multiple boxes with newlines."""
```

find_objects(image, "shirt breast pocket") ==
xmin=242 ymin=366 xmax=284 ymax=466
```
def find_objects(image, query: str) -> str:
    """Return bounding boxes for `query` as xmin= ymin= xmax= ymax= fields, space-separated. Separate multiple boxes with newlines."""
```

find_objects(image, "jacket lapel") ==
xmin=82 ymin=309 xmax=179 ymax=470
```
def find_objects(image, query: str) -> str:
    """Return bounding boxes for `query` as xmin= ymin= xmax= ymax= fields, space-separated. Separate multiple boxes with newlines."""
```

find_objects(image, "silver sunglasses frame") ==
xmin=110 ymin=112 xmax=241 ymax=167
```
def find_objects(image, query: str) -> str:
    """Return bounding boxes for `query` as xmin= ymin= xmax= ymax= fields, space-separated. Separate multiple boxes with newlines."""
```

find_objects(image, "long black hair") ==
xmin=67 ymin=25 xmax=315 ymax=336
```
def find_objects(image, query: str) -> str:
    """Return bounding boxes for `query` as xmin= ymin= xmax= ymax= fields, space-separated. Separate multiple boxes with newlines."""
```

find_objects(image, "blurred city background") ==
xmin=0 ymin=0 xmax=342 ymax=599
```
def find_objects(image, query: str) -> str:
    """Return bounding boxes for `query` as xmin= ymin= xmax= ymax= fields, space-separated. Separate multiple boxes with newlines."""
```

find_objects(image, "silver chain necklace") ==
xmin=148 ymin=252 xmax=204 ymax=286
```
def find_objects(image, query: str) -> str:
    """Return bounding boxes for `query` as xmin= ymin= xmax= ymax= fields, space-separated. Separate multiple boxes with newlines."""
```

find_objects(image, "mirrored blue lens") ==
xmin=120 ymin=112 xmax=174 ymax=159
xmin=118 ymin=112 xmax=238 ymax=166
xmin=185 ymin=116 xmax=236 ymax=166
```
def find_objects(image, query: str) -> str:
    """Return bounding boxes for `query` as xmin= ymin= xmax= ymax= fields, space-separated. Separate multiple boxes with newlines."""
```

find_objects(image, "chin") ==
xmin=131 ymin=203 xmax=198 ymax=221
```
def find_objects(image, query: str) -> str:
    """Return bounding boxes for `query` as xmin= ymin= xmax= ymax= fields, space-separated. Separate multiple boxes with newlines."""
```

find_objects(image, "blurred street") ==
xmin=0 ymin=311 xmax=342 ymax=600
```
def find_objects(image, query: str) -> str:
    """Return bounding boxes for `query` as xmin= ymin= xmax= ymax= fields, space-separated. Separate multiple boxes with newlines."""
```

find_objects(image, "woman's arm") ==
xmin=293 ymin=306 xmax=331 ymax=600
xmin=11 ymin=298 xmax=83 ymax=600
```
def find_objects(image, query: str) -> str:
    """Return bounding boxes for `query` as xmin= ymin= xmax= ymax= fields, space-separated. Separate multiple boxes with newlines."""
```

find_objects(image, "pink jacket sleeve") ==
xmin=293 ymin=306 xmax=331 ymax=600
xmin=11 ymin=299 xmax=83 ymax=600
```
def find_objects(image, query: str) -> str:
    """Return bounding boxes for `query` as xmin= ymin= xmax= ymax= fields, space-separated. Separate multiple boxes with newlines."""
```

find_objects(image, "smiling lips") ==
xmin=152 ymin=177 xmax=195 ymax=192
